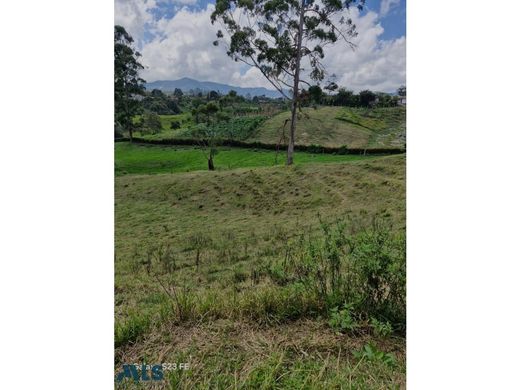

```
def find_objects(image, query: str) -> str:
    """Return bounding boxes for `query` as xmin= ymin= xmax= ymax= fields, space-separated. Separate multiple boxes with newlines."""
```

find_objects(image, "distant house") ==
xmin=398 ymin=96 xmax=406 ymax=105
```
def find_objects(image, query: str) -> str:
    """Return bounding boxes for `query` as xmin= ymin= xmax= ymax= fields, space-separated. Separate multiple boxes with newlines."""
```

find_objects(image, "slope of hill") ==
xmin=250 ymin=106 xmax=406 ymax=148
xmin=115 ymin=155 xmax=405 ymax=387
xmin=145 ymin=77 xmax=284 ymax=98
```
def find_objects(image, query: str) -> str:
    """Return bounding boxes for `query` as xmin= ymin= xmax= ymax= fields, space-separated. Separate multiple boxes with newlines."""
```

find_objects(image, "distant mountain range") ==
xmin=145 ymin=77 xmax=284 ymax=99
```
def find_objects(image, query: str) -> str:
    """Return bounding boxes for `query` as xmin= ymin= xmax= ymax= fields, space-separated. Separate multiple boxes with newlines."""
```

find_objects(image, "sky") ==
xmin=115 ymin=0 xmax=406 ymax=93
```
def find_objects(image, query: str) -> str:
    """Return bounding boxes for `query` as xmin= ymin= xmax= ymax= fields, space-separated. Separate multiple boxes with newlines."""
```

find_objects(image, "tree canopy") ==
xmin=211 ymin=0 xmax=365 ymax=164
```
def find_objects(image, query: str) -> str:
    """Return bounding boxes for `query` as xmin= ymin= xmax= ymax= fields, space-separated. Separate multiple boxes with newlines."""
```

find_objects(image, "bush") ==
xmin=329 ymin=304 xmax=357 ymax=333
xmin=170 ymin=120 xmax=181 ymax=130
xmin=348 ymin=220 xmax=406 ymax=326
xmin=370 ymin=317 xmax=393 ymax=338
xmin=140 ymin=111 xmax=163 ymax=134
xmin=354 ymin=343 xmax=396 ymax=367
xmin=268 ymin=218 xmax=405 ymax=328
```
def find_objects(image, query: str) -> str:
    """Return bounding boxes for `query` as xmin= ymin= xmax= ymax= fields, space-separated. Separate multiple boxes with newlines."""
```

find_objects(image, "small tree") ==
xmin=173 ymin=88 xmax=184 ymax=98
xmin=335 ymin=88 xmax=355 ymax=106
xmin=140 ymin=111 xmax=163 ymax=134
xmin=207 ymin=90 xmax=220 ymax=100
xmin=308 ymin=85 xmax=323 ymax=105
xmin=191 ymin=102 xmax=230 ymax=170
xmin=114 ymin=25 xmax=145 ymax=141
xmin=212 ymin=0 xmax=365 ymax=164
xmin=359 ymin=89 xmax=376 ymax=107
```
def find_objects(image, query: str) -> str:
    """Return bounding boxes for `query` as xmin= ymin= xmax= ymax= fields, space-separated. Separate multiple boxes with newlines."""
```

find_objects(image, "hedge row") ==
xmin=116 ymin=137 xmax=405 ymax=156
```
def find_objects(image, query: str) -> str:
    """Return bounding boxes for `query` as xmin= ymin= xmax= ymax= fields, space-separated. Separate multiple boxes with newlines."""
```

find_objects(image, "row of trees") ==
xmin=142 ymin=89 xmax=181 ymax=115
xmin=116 ymin=0 xmax=405 ymax=165
xmin=302 ymin=86 xmax=406 ymax=108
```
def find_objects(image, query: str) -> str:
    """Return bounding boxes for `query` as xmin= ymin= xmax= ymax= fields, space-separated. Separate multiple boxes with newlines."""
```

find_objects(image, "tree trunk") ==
xmin=208 ymin=157 xmax=215 ymax=171
xmin=287 ymin=0 xmax=306 ymax=166
xmin=125 ymin=89 xmax=133 ymax=142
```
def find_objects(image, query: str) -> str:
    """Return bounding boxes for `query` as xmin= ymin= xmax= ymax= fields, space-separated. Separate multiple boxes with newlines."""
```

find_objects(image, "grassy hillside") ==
xmin=250 ymin=106 xmax=406 ymax=148
xmin=133 ymin=113 xmax=193 ymax=139
xmin=129 ymin=106 xmax=405 ymax=150
xmin=115 ymin=155 xmax=405 ymax=388
xmin=115 ymin=142 xmax=381 ymax=175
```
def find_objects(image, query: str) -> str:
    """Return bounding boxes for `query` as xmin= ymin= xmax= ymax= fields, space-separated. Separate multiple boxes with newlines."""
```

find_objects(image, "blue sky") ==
xmin=115 ymin=0 xmax=406 ymax=92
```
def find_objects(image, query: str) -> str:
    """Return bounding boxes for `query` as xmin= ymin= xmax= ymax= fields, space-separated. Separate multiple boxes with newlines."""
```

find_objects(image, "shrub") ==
xmin=348 ymin=220 xmax=406 ymax=326
xmin=370 ymin=317 xmax=393 ymax=338
xmin=354 ymin=343 xmax=396 ymax=367
xmin=328 ymin=304 xmax=357 ymax=333
xmin=268 ymin=217 xmax=406 ymax=328
xmin=140 ymin=111 xmax=163 ymax=134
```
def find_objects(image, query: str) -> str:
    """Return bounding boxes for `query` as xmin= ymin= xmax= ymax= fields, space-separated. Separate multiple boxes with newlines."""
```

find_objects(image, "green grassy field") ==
xmin=130 ymin=106 xmax=406 ymax=150
xmin=115 ymin=152 xmax=406 ymax=388
xmin=115 ymin=142 xmax=383 ymax=175
xmin=250 ymin=106 xmax=406 ymax=148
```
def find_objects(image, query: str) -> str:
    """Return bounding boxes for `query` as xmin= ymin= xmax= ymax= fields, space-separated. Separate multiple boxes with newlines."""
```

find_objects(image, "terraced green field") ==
xmin=250 ymin=106 xmax=406 ymax=148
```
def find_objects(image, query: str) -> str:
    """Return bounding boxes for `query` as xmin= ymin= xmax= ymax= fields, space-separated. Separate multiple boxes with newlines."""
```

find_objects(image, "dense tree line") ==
xmin=301 ymin=85 xmax=404 ymax=108
xmin=142 ymin=89 xmax=181 ymax=115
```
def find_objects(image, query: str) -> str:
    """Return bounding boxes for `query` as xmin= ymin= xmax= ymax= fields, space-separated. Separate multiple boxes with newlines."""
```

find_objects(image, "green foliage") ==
xmin=308 ymin=85 xmax=323 ymax=104
xmin=359 ymin=90 xmax=377 ymax=107
xmin=139 ymin=111 xmax=162 ymax=134
xmin=266 ymin=217 xmax=405 ymax=327
xmin=371 ymin=317 xmax=393 ymax=338
xmin=114 ymin=25 xmax=145 ymax=139
xmin=182 ymin=115 xmax=266 ymax=141
xmin=212 ymin=0 xmax=366 ymax=164
xmin=142 ymin=91 xmax=181 ymax=115
xmin=173 ymin=88 xmax=184 ymax=98
xmin=328 ymin=303 xmax=357 ymax=333
xmin=212 ymin=0 xmax=365 ymax=90
xmin=114 ymin=312 xmax=151 ymax=348
xmin=348 ymin=220 xmax=406 ymax=326
xmin=334 ymin=88 xmax=358 ymax=107
xmin=354 ymin=343 xmax=396 ymax=367
xmin=266 ymin=261 xmax=292 ymax=286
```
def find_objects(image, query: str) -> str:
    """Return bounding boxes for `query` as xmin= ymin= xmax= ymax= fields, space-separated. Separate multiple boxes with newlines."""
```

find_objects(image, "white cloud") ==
xmin=173 ymin=0 xmax=198 ymax=5
xmin=114 ymin=0 xmax=157 ymax=46
xmin=120 ymin=2 xmax=405 ymax=93
xmin=380 ymin=0 xmax=400 ymax=17
xmin=319 ymin=9 xmax=406 ymax=92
